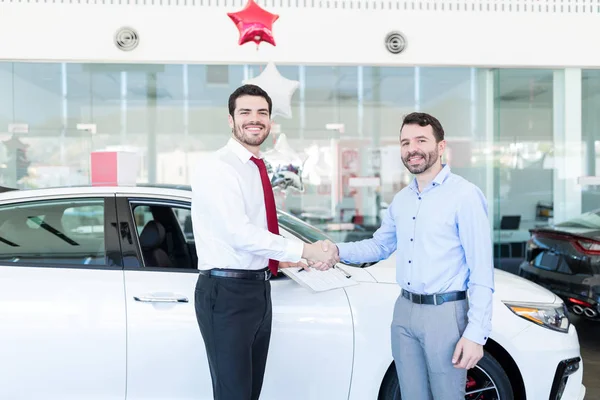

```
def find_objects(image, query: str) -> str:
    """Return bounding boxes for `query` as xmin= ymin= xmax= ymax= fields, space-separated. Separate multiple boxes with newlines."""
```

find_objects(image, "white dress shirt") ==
xmin=191 ymin=138 xmax=304 ymax=271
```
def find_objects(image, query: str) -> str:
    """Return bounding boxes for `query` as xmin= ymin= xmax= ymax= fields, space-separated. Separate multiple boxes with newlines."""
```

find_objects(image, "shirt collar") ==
xmin=227 ymin=138 xmax=261 ymax=164
xmin=433 ymin=164 xmax=451 ymax=185
xmin=408 ymin=164 xmax=451 ymax=191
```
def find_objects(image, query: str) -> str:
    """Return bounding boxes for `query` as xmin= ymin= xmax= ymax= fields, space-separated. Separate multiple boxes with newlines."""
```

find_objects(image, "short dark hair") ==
xmin=228 ymin=84 xmax=272 ymax=117
xmin=401 ymin=112 xmax=445 ymax=142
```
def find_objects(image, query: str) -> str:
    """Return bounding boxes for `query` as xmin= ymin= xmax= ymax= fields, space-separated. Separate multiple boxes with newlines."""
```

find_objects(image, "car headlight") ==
xmin=503 ymin=301 xmax=570 ymax=333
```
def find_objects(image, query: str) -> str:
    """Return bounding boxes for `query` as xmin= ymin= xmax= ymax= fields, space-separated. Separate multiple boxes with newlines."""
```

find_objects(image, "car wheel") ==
xmin=378 ymin=351 xmax=514 ymax=400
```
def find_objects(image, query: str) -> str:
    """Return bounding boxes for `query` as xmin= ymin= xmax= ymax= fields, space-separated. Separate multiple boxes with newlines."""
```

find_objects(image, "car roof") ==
xmin=0 ymin=184 xmax=194 ymax=204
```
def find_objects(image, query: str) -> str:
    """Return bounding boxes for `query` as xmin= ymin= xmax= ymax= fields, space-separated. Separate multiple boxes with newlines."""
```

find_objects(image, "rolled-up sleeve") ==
xmin=457 ymin=186 xmax=495 ymax=345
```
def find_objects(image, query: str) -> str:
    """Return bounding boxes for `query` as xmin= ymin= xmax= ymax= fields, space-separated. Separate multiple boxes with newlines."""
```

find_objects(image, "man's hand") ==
xmin=279 ymin=260 xmax=309 ymax=270
xmin=302 ymin=240 xmax=339 ymax=271
xmin=322 ymin=240 xmax=340 ymax=262
xmin=306 ymin=240 xmax=340 ymax=271
xmin=452 ymin=337 xmax=483 ymax=370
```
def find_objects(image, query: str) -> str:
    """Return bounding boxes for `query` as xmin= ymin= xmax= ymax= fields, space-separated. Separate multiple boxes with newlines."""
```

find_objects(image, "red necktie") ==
xmin=250 ymin=156 xmax=279 ymax=275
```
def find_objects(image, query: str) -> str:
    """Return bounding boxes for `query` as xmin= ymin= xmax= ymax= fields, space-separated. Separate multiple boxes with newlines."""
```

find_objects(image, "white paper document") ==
xmin=281 ymin=265 xmax=359 ymax=292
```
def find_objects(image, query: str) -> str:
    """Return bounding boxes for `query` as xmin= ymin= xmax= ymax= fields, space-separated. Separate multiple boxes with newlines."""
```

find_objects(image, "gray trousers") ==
xmin=391 ymin=293 xmax=468 ymax=400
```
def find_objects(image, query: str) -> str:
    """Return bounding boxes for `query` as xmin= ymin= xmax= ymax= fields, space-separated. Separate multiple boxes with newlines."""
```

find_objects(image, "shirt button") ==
xmin=412 ymin=217 xmax=416 ymax=220
xmin=418 ymin=197 xmax=421 ymax=200
xmin=410 ymin=238 xmax=413 ymax=241
xmin=408 ymin=260 xmax=412 ymax=263
xmin=408 ymin=282 xmax=411 ymax=285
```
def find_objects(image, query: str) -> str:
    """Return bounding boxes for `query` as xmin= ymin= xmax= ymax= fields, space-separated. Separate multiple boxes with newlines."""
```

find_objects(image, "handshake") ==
xmin=280 ymin=240 xmax=340 ymax=271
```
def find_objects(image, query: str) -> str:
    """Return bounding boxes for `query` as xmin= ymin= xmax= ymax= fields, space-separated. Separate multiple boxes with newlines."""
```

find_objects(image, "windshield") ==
xmin=277 ymin=211 xmax=333 ymax=243
xmin=555 ymin=210 xmax=600 ymax=229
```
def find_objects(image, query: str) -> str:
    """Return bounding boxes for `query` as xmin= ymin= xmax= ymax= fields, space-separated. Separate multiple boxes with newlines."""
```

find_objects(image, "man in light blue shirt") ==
xmin=329 ymin=112 xmax=494 ymax=400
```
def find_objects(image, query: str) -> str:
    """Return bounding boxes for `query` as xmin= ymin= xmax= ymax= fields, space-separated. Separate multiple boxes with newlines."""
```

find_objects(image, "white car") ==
xmin=0 ymin=185 xmax=586 ymax=400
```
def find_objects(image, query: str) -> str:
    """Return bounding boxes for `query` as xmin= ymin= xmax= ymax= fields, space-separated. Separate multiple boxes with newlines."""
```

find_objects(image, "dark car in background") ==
xmin=519 ymin=209 xmax=600 ymax=320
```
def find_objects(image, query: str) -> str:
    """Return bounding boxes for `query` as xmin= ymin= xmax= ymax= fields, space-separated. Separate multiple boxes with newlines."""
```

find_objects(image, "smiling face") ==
xmin=228 ymin=95 xmax=272 ymax=148
xmin=400 ymin=123 xmax=445 ymax=174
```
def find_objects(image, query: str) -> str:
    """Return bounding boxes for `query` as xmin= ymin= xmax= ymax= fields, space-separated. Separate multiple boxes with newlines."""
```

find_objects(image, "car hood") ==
xmin=364 ymin=255 xmax=558 ymax=304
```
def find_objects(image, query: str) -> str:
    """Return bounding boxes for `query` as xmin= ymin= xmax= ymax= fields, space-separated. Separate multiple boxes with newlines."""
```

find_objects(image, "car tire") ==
xmin=378 ymin=351 xmax=514 ymax=400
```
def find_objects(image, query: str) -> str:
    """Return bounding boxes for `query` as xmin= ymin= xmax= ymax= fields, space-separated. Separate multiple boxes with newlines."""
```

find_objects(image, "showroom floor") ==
xmin=571 ymin=314 xmax=600 ymax=399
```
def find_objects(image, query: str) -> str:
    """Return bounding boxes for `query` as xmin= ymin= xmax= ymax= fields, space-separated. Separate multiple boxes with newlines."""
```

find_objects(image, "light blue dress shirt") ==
xmin=336 ymin=165 xmax=494 ymax=345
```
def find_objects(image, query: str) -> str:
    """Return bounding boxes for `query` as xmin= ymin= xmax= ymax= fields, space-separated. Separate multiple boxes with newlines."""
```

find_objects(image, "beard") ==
xmin=232 ymin=121 xmax=270 ymax=147
xmin=402 ymin=148 xmax=439 ymax=174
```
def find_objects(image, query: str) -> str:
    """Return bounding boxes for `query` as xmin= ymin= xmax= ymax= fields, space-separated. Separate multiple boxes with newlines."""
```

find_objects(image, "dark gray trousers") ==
xmin=195 ymin=273 xmax=272 ymax=400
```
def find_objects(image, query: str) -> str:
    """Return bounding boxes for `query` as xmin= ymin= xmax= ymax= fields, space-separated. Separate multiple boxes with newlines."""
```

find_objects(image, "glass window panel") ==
xmin=0 ymin=63 xmax=14 ymax=133
xmin=581 ymin=69 xmax=600 ymax=213
xmin=0 ymin=198 xmax=106 ymax=266
xmin=65 ymin=63 xmax=93 ymax=133
xmin=12 ymin=63 xmax=63 ymax=133
xmin=86 ymin=63 xmax=122 ymax=136
xmin=303 ymin=66 xmax=359 ymax=139
xmin=188 ymin=64 xmax=245 ymax=147
xmin=496 ymin=69 xmax=554 ymax=230
xmin=155 ymin=64 xmax=184 ymax=136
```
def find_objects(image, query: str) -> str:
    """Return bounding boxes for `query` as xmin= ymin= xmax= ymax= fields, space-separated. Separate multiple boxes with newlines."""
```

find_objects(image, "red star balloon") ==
xmin=227 ymin=0 xmax=279 ymax=47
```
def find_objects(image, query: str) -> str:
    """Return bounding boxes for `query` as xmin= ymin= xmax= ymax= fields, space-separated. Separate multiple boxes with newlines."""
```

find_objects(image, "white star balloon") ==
xmin=243 ymin=62 xmax=299 ymax=119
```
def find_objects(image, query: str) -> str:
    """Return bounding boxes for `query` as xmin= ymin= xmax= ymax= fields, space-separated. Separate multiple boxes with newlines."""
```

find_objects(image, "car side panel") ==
xmin=0 ymin=267 xmax=126 ymax=400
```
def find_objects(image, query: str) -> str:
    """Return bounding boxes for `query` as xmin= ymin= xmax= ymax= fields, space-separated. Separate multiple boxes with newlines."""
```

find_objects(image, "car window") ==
xmin=134 ymin=206 xmax=192 ymax=237
xmin=0 ymin=198 xmax=106 ymax=266
xmin=130 ymin=202 xmax=195 ymax=269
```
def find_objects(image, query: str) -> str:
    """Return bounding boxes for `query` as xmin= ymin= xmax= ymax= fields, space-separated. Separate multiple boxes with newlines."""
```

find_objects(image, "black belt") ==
xmin=402 ymin=289 xmax=466 ymax=305
xmin=199 ymin=267 xmax=272 ymax=281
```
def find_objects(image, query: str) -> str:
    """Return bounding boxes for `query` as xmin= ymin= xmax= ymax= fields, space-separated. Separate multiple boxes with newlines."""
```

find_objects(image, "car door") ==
xmin=115 ymin=196 xmax=209 ymax=400
xmin=117 ymin=195 xmax=354 ymax=400
xmin=0 ymin=194 xmax=126 ymax=400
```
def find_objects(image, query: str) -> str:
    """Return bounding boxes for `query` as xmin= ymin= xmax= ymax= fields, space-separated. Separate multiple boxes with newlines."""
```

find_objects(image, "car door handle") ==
xmin=134 ymin=295 xmax=189 ymax=303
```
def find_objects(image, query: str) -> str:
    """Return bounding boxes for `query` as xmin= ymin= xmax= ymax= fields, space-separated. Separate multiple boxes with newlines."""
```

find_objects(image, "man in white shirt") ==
xmin=191 ymin=84 xmax=337 ymax=400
